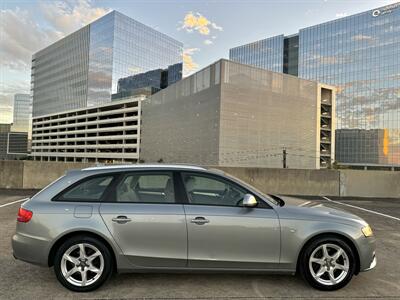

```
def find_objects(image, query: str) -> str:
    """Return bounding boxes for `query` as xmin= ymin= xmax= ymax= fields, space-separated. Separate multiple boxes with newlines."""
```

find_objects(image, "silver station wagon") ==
xmin=12 ymin=165 xmax=376 ymax=292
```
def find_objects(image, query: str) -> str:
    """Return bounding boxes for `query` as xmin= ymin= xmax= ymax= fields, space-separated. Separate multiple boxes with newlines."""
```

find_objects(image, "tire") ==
xmin=53 ymin=235 xmax=113 ymax=292
xmin=299 ymin=235 xmax=356 ymax=291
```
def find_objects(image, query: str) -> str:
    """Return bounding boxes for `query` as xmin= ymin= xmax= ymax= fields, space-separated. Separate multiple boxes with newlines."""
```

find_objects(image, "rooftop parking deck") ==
xmin=0 ymin=189 xmax=399 ymax=299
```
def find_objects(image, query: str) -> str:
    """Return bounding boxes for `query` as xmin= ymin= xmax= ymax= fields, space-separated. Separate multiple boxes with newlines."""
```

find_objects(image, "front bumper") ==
xmin=357 ymin=235 xmax=377 ymax=272
xmin=12 ymin=233 xmax=50 ymax=267
xmin=363 ymin=253 xmax=377 ymax=271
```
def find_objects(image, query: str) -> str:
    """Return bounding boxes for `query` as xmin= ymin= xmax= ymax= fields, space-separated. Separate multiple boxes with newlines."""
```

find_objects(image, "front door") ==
xmin=181 ymin=172 xmax=280 ymax=269
xmin=100 ymin=171 xmax=187 ymax=268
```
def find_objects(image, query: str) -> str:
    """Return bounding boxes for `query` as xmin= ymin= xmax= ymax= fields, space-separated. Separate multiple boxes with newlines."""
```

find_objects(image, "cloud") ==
xmin=128 ymin=66 xmax=144 ymax=74
xmin=0 ymin=7 xmax=61 ymax=71
xmin=0 ymin=76 xmax=30 ymax=111
xmin=335 ymin=12 xmax=348 ymax=18
xmin=204 ymin=39 xmax=213 ymax=45
xmin=183 ymin=48 xmax=200 ymax=77
xmin=211 ymin=23 xmax=223 ymax=31
xmin=0 ymin=1 xmax=110 ymax=72
xmin=198 ymin=26 xmax=210 ymax=35
xmin=0 ymin=105 xmax=13 ymax=124
xmin=0 ymin=0 xmax=110 ymax=112
xmin=179 ymin=12 xmax=223 ymax=36
xmin=352 ymin=34 xmax=373 ymax=41
xmin=39 ymin=0 xmax=111 ymax=35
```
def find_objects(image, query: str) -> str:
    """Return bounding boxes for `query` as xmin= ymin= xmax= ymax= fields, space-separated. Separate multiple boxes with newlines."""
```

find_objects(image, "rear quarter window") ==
xmin=55 ymin=175 xmax=114 ymax=202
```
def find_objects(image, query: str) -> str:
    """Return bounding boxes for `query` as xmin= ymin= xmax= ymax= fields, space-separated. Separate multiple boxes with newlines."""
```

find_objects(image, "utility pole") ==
xmin=282 ymin=148 xmax=287 ymax=168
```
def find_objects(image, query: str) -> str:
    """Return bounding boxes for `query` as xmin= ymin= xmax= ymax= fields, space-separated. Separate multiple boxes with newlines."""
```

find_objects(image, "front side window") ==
xmin=58 ymin=176 xmax=114 ymax=202
xmin=116 ymin=173 xmax=175 ymax=203
xmin=182 ymin=173 xmax=245 ymax=207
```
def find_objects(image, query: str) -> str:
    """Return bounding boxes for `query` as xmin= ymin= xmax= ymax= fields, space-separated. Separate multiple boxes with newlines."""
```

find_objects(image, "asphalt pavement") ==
xmin=0 ymin=189 xmax=399 ymax=299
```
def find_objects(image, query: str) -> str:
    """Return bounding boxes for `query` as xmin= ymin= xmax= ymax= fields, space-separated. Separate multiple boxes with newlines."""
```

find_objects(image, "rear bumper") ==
xmin=12 ymin=233 xmax=50 ymax=267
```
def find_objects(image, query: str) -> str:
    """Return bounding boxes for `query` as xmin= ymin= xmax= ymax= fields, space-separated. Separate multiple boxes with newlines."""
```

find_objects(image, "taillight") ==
xmin=17 ymin=207 xmax=33 ymax=223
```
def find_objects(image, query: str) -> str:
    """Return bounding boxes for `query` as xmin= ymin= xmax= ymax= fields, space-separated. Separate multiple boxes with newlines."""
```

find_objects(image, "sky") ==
xmin=0 ymin=0 xmax=398 ymax=122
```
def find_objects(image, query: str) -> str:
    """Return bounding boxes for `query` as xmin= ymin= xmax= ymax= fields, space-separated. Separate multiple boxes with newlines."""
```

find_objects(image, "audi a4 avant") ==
xmin=12 ymin=165 xmax=376 ymax=292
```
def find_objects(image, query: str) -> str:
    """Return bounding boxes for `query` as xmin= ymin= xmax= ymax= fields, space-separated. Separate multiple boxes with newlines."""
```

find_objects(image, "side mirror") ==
xmin=243 ymin=194 xmax=258 ymax=208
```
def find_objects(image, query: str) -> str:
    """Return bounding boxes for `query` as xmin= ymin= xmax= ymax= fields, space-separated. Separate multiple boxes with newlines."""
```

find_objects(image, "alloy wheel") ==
xmin=308 ymin=243 xmax=349 ymax=286
xmin=60 ymin=243 xmax=104 ymax=287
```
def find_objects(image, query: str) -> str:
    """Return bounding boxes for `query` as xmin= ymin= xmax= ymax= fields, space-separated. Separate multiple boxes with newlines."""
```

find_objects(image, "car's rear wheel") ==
xmin=299 ymin=236 xmax=356 ymax=291
xmin=54 ymin=235 xmax=113 ymax=292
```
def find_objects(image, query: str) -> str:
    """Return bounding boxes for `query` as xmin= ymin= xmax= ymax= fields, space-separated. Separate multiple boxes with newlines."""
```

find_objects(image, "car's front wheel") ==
xmin=299 ymin=235 xmax=356 ymax=291
xmin=53 ymin=235 xmax=113 ymax=292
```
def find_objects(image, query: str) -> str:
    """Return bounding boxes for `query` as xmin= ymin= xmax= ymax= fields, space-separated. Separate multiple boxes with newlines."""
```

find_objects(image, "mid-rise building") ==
xmin=31 ymin=96 xmax=142 ymax=163
xmin=31 ymin=60 xmax=335 ymax=168
xmin=335 ymin=129 xmax=389 ymax=165
xmin=31 ymin=10 xmax=183 ymax=117
xmin=140 ymin=60 xmax=335 ymax=169
xmin=229 ymin=3 xmax=400 ymax=166
xmin=0 ymin=124 xmax=28 ymax=160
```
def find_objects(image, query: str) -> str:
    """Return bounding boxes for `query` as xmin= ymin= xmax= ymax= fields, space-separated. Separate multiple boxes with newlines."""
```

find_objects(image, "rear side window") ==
xmin=116 ymin=173 xmax=175 ymax=203
xmin=57 ymin=176 xmax=114 ymax=202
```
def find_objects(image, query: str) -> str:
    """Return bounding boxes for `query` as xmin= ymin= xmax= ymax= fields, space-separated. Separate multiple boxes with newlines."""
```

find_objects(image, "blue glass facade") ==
xmin=13 ymin=94 xmax=32 ymax=133
xmin=110 ymin=12 xmax=182 ymax=99
xmin=229 ymin=35 xmax=284 ymax=72
xmin=32 ymin=26 xmax=90 ymax=116
xmin=33 ymin=11 xmax=183 ymax=116
xmin=115 ymin=62 xmax=183 ymax=98
xmin=299 ymin=5 xmax=400 ymax=165
xmin=117 ymin=69 xmax=164 ymax=93
xmin=87 ymin=12 xmax=114 ymax=106
xmin=229 ymin=3 xmax=400 ymax=166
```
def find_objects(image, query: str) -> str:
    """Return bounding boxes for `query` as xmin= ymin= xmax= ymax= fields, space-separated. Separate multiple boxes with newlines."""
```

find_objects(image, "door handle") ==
xmin=191 ymin=217 xmax=210 ymax=225
xmin=112 ymin=216 xmax=132 ymax=224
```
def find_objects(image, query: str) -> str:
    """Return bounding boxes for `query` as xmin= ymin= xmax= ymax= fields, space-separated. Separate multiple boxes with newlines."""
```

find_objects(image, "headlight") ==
xmin=362 ymin=225 xmax=374 ymax=237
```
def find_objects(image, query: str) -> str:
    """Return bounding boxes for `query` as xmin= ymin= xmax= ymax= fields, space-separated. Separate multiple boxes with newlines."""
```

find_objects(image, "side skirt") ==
xmin=116 ymin=267 xmax=296 ymax=275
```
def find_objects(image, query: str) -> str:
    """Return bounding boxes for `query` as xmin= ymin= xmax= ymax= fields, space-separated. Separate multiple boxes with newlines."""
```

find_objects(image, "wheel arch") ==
xmin=48 ymin=230 xmax=118 ymax=271
xmin=296 ymin=232 xmax=361 ymax=275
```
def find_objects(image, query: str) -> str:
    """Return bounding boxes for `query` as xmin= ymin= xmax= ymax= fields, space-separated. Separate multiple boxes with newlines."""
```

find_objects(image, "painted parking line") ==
xmin=323 ymin=196 xmax=400 ymax=221
xmin=298 ymin=200 xmax=312 ymax=207
xmin=0 ymin=198 xmax=27 ymax=208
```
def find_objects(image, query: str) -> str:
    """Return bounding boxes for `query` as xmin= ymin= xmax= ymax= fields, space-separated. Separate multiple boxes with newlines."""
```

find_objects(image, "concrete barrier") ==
xmin=0 ymin=160 xmax=399 ymax=198
xmin=22 ymin=161 xmax=92 ymax=189
xmin=340 ymin=169 xmax=400 ymax=198
xmin=215 ymin=167 xmax=340 ymax=196
xmin=0 ymin=160 xmax=24 ymax=189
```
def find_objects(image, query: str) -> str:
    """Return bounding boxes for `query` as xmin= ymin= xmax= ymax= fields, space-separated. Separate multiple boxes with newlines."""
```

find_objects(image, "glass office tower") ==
xmin=229 ymin=35 xmax=284 ymax=73
xmin=12 ymin=94 xmax=32 ymax=133
xmin=230 ymin=3 xmax=400 ymax=166
xmin=32 ymin=11 xmax=183 ymax=117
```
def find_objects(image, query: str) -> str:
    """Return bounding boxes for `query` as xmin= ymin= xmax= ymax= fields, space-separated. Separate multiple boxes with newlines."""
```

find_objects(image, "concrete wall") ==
xmin=1 ymin=160 xmax=399 ymax=198
xmin=141 ymin=64 xmax=221 ymax=166
xmin=340 ymin=169 xmax=400 ymax=198
xmin=0 ymin=160 xmax=24 ymax=189
xmin=216 ymin=167 xmax=339 ymax=196
xmin=22 ymin=161 xmax=92 ymax=189
xmin=219 ymin=60 xmax=324 ymax=169
xmin=142 ymin=60 xmax=335 ymax=170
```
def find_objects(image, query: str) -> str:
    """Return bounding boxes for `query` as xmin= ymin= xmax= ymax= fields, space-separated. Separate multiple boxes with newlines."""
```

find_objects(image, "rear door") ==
xmin=100 ymin=171 xmax=187 ymax=268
